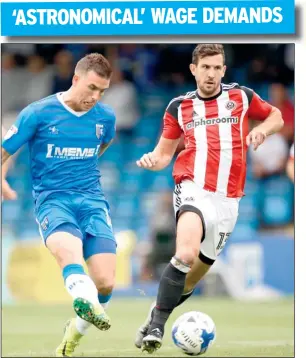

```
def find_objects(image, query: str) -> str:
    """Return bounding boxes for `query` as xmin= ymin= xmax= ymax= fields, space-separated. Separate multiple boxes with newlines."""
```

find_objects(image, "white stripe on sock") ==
xmin=170 ymin=256 xmax=191 ymax=273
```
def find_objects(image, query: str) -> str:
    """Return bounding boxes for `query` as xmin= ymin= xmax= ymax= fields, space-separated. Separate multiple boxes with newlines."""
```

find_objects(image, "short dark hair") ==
xmin=192 ymin=44 xmax=225 ymax=65
xmin=75 ymin=53 xmax=112 ymax=79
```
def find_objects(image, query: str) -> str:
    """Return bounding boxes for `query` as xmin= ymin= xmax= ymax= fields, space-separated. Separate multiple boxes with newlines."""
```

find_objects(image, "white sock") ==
xmin=75 ymin=316 xmax=92 ymax=335
xmin=65 ymin=274 xmax=99 ymax=305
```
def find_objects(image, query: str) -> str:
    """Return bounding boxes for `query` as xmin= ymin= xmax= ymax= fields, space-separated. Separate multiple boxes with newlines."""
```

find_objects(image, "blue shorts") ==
xmin=35 ymin=191 xmax=116 ymax=260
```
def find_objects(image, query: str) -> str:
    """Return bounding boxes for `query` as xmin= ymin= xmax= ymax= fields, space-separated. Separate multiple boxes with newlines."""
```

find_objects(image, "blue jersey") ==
xmin=2 ymin=93 xmax=116 ymax=207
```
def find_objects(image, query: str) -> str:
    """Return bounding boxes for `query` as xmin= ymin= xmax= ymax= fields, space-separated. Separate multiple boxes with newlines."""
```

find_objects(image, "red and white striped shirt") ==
xmin=162 ymin=83 xmax=273 ymax=198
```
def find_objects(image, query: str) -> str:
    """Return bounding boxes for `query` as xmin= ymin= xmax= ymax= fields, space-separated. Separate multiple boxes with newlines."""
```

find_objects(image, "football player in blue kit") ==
xmin=2 ymin=53 xmax=117 ymax=357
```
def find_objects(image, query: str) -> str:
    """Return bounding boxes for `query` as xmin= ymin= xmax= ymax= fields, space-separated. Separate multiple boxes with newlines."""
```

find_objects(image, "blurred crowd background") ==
xmin=2 ymin=44 xmax=294 ymax=301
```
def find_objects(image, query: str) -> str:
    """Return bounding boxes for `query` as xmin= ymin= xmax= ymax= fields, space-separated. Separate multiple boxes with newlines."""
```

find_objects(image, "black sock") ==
xmin=149 ymin=289 xmax=194 ymax=322
xmin=150 ymin=258 xmax=190 ymax=334
xmin=176 ymin=289 xmax=194 ymax=307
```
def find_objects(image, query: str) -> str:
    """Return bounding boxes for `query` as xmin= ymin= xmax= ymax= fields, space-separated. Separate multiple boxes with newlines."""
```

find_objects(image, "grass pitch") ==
xmin=2 ymin=297 xmax=294 ymax=357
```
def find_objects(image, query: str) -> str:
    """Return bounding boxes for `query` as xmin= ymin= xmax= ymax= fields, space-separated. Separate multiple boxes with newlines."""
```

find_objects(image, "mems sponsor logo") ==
xmin=46 ymin=144 xmax=100 ymax=159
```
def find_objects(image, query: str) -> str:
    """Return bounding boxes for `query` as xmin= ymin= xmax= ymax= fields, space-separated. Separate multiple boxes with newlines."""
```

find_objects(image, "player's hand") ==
xmin=246 ymin=129 xmax=266 ymax=151
xmin=136 ymin=152 xmax=158 ymax=168
xmin=2 ymin=179 xmax=17 ymax=201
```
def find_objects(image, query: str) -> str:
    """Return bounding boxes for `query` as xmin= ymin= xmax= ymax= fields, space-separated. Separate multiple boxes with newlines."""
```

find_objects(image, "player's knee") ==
xmin=95 ymin=276 xmax=115 ymax=295
xmin=175 ymin=247 xmax=199 ymax=267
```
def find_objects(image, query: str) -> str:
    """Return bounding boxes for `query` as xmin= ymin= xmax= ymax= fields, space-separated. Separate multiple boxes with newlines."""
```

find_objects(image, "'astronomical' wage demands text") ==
xmin=12 ymin=7 xmax=283 ymax=26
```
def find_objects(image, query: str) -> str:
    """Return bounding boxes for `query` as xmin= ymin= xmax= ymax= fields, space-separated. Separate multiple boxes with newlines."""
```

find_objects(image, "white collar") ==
xmin=56 ymin=92 xmax=89 ymax=117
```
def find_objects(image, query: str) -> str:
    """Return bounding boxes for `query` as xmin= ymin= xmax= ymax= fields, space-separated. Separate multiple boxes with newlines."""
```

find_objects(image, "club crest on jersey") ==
xmin=96 ymin=124 xmax=104 ymax=139
xmin=225 ymin=100 xmax=236 ymax=110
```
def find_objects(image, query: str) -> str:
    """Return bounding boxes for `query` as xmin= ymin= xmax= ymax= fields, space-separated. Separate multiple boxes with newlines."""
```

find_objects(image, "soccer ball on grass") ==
xmin=171 ymin=311 xmax=216 ymax=356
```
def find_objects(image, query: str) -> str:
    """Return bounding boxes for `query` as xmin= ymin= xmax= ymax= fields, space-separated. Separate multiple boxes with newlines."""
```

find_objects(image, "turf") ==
xmin=2 ymin=297 xmax=294 ymax=357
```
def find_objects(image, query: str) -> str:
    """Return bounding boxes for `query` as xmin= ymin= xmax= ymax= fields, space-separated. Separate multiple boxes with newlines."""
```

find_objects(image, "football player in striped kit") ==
xmin=135 ymin=44 xmax=284 ymax=353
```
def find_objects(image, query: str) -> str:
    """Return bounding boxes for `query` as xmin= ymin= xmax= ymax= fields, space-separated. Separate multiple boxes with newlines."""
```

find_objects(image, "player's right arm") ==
xmin=1 ymin=106 xmax=38 ymax=162
xmin=2 ymin=128 xmax=17 ymax=200
xmin=136 ymin=98 xmax=182 ymax=171
xmin=2 ymin=107 xmax=38 ymax=199
xmin=136 ymin=137 xmax=181 ymax=171
xmin=1 ymin=147 xmax=11 ymax=165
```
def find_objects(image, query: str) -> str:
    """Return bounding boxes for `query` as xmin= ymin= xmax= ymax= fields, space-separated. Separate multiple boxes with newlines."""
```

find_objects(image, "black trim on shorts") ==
xmin=198 ymin=252 xmax=215 ymax=266
xmin=176 ymin=204 xmax=215 ymax=266
xmin=176 ymin=204 xmax=206 ymax=243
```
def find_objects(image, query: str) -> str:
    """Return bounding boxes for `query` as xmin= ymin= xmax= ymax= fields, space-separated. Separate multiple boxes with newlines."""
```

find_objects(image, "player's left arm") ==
xmin=98 ymin=107 xmax=116 ymax=157
xmin=244 ymin=88 xmax=284 ymax=151
xmin=98 ymin=139 xmax=114 ymax=157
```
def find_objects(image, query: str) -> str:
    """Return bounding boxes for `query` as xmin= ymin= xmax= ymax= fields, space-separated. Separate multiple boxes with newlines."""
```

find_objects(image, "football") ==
xmin=171 ymin=311 xmax=216 ymax=356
